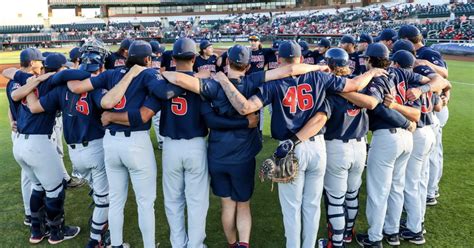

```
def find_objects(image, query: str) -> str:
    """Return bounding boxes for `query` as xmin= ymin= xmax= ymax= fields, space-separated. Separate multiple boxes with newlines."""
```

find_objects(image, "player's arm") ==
xmin=50 ymin=69 xmax=91 ymax=86
xmin=383 ymin=94 xmax=421 ymax=122
xmin=342 ymin=68 xmax=388 ymax=92
xmin=406 ymin=74 xmax=450 ymax=101
xmin=373 ymin=104 xmax=416 ymax=131
xmin=339 ymin=92 xmax=378 ymax=110
xmin=11 ymin=72 xmax=55 ymax=101
xmin=67 ymin=79 xmax=94 ymax=94
xmin=416 ymin=59 xmax=448 ymax=78
xmin=263 ymin=64 xmax=329 ymax=82
xmin=215 ymin=73 xmax=263 ymax=115
xmin=294 ymin=112 xmax=328 ymax=141
xmin=101 ymin=65 xmax=146 ymax=109
xmin=101 ymin=106 xmax=156 ymax=126
xmin=161 ymin=71 xmax=200 ymax=94
xmin=25 ymin=92 xmax=45 ymax=114
xmin=2 ymin=68 xmax=19 ymax=79
xmin=7 ymin=109 xmax=17 ymax=132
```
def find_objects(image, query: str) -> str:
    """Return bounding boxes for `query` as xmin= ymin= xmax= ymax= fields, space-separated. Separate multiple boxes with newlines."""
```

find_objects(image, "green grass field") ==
xmin=0 ymin=60 xmax=473 ymax=247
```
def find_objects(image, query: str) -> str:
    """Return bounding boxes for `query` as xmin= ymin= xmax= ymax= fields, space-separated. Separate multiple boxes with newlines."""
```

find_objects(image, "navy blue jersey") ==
xmin=193 ymin=54 xmax=217 ymax=74
xmin=151 ymin=56 xmax=162 ymax=70
xmin=6 ymin=79 xmax=21 ymax=121
xmin=322 ymin=93 xmax=369 ymax=140
xmin=216 ymin=51 xmax=228 ymax=74
xmin=365 ymin=67 xmax=422 ymax=131
xmin=90 ymin=68 xmax=165 ymax=132
xmin=199 ymin=74 xmax=264 ymax=164
xmin=256 ymin=71 xmax=346 ymax=140
xmin=39 ymin=86 xmax=105 ymax=144
xmin=356 ymin=51 xmax=368 ymax=74
xmin=416 ymin=46 xmax=447 ymax=69
xmin=247 ymin=48 xmax=271 ymax=75
xmin=160 ymin=51 xmax=176 ymax=71
xmin=105 ymin=52 xmax=127 ymax=70
xmin=313 ymin=52 xmax=327 ymax=65
xmin=159 ymin=71 xmax=208 ymax=139
xmin=200 ymin=71 xmax=265 ymax=117
xmin=412 ymin=65 xmax=438 ymax=127
xmin=13 ymin=72 xmax=57 ymax=135
xmin=348 ymin=52 xmax=362 ymax=76
xmin=267 ymin=50 xmax=279 ymax=70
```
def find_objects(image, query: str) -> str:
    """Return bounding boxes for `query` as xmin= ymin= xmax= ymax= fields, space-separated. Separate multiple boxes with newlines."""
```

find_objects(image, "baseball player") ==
xmin=314 ymin=38 xmax=331 ymax=65
xmin=339 ymin=35 xmax=361 ymax=75
xmin=23 ymin=40 xmax=113 ymax=248
xmin=216 ymin=40 xmax=387 ymax=248
xmin=267 ymin=40 xmax=281 ymax=70
xmin=6 ymin=53 xmax=80 ymax=244
xmin=161 ymin=49 xmax=177 ymax=72
xmin=193 ymin=40 xmax=217 ymax=75
xmin=356 ymin=34 xmax=373 ymax=74
xmin=150 ymin=39 xmax=166 ymax=149
xmin=69 ymin=47 xmax=82 ymax=69
xmin=299 ymin=41 xmax=316 ymax=65
xmin=162 ymin=44 xmax=333 ymax=248
xmin=66 ymin=40 xmax=177 ymax=248
xmin=105 ymin=38 xmax=133 ymax=69
xmin=5 ymin=48 xmax=44 ymax=226
xmin=216 ymin=49 xmax=229 ymax=74
xmin=374 ymin=29 xmax=397 ymax=50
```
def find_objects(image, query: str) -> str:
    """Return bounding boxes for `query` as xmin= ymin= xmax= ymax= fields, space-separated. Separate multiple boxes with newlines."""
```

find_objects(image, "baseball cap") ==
xmin=376 ymin=29 xmax=397 ymax=42
xmin=361 ymin=43 xmax=390 ymax=59
xmin=44 ymin=53 xmax=68 ymax=70
xmin=317 ymin=38 xmax=331 ymax=48
xmin=278 ymin=40 xmax=302 ymax=59
xmin=199 ymin=40 xmax=212 ymax=51
xmin=298 ymin=41 xmax=309 ymax=52
xmin=391 ymin=40 xmax=415 ymax=54
xmin=228 ymin=45 xmax=251 ymax=65
xmin=42 ymin=52 xmax=53 ymax=58
xmin=391 ymin=50 xmax=415 ymax=69
xmin=128 ymin=40 xmax=153 ymax=58
xmin=69 ymin=47 xmax=81 ymax=61
xmin=358 ymin=33 xmax=373 ymax=44
xmin=20 ymin=48 xmax=44 ymax=63
xmin=150 ymin=40 xmax=165 ymax=54
xmin=397 ymin=25 xmax=421 ymax=39
xmin=120 ymin=38 xmax=133 ymax=50
xmin=79 ymin=52 xmax=105 ymax=72
xmin=340 ymin=35 xmax=356 ymax=45
xmin=249 ymin=34 xmax=260 ymax=41
xmin=172 ymin=38 xmax=197 ymax=59
xmin=272 ymin=40 xmax=281 ymax=51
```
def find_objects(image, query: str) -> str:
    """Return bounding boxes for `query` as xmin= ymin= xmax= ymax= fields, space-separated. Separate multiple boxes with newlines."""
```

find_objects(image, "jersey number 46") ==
xmin=282 ymin=84 xmax=314 ymax=114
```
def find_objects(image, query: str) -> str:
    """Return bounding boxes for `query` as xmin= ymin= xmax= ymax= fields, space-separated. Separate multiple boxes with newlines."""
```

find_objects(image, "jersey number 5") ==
xmin=282 ymin=84 xmax=314 ymax=114
xmin=171 ymin=97 xmax=187 ymax=115
xmin=76 ymin=93 xmax=90 ymax=115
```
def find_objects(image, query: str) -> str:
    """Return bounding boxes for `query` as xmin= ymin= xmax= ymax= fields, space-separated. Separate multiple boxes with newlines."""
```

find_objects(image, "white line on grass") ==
xmin=451 ymin=81 xmax=474 ymax=86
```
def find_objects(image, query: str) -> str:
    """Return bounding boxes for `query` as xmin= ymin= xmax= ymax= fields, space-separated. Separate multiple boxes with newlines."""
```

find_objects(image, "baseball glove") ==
xmin=259 ymin=150 xmax=298 ymax=190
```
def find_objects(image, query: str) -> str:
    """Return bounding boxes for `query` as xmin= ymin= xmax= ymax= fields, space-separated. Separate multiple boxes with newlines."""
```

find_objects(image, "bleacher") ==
xmin=52 ymin=23 xmax=106 ymax=32
xmin=418 ymin=3 xmax=474 ymax=18
xmin=18 ymin=35 xmax=52 ymax=43
xmin=0 ymin=25 xmax=44 ymax=34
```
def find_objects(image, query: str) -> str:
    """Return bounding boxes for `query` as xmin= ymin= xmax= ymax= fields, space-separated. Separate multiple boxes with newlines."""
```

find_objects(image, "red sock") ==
xmin=239 ymin=242 xmax=250 ymax=248
xmin=228 ymin=242 xmax=238 ymax=248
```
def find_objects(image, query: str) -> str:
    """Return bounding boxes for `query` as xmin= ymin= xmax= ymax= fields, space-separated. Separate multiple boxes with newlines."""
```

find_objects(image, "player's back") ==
xmin=6 ymin=79 xmax=22 ymax=122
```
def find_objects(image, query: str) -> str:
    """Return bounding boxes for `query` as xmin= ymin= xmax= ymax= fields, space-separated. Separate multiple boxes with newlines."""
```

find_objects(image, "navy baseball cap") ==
xmin=397 ymin=25 xmax=421 ymax=39
xmin=358 ymin=33 xmax=373 ymax=44
xmin=120 ymin=38 xmax=133 ymax=50
xmin=150 ymin=40 xmax=165 ymax=54
xmin=318 ymin=38 xmax=331 ymax=48
xmin=391 ymin=50 xmax=415 ymax=69
xmin=361 ymin=43 xmax=390 ymax=59
xmin=228 ymin=45 xmax=251 ymax=65
xmin=272 ymin=40 xmax=281 ymax=51
xmin=199 ymin=40 xmax=212 ymax=51
xmin=298 ymin=41 xmax=309 ymax=52
xmin=128 ymin=40 xmax=153 ymax=58
xmin=69 ymin=47 xmax=81 ymax=61
xmin=340 ymin=35 xmax=356 ymax=45
xmin=172 ymin=38 xmax=197 ymax=59
xmin=42 ymin=52 xmax=53 ymax=58
xmin=278 ymin=40 xmax=302 ymax=59
xmin=249 ymin=34 xmax=260 ymax=41
xmin=20 ymin=48 xmax=44 ymax=63
xmin=391 ymin=40 xmax=415 ymax=54
xmin=376 ymin=29 xmax=397 ymax=42
xmin=44 ymin=53 xmax=68 ymax=70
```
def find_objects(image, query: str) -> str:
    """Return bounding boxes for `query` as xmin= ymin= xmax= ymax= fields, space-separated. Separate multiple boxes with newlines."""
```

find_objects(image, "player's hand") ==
xmin=246 ymin=112 xmax=259 ymax=128
xmin=129 ymin=64 xmax=146 ymax=77
xmin=415 ymin=59 xmax=428 ymax=67
xmin=101 ymin=111 xmax=113 ymax=126
xmin=441 ymin=95 xmax=449 ymax=106
xmin=10 ymin=121 xmax=17 ymax=132
xmin=274 ymin=140 xmax=295 ymax=159
xmin=407 ymin=87 xmax=422 ymax=101
xmin=317 ymin=65 xmax=331 ymax=73
xmin=195 ymin=69 xmax=211 ymax=79
xmin=407 ymin=121 xmax=417 ymax=133
xmin=370 ymin=68 xmax=388 ymax=78
xmin=383 ymin=94 xmax=395 ymax=108
xmin=213 ymin=72 xmax=229 ymax=84
xmin=27 ymin=72 xmax=55 ymax=85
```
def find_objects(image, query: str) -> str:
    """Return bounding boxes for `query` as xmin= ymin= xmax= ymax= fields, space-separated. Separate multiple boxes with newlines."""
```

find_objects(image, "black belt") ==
xmin=389 ymin=128 xmax=398 ymax=134
xmin=109 ymin=130 xmax=131 ymax=137
xmin=69 ymin=141 xmax=89 ymax=149
xmin=308 ymin=135 xmax=318 ymax=141
xmin=326 ymin=137 xmax=363 ymax=143
xmin=17 ymin=134 xmax=51 ymax=139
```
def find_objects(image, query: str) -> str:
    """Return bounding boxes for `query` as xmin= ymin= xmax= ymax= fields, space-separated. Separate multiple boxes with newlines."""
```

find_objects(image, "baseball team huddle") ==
xmin=4 ymin=23 xmax=451 ymax=248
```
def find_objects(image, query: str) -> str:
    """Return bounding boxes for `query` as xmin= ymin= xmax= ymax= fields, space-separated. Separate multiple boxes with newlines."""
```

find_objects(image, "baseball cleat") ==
xmin=343 ymin=229 xmax=355 ymax=243
xmin=67 ymin=176 xmax=87 ymax=188
xmin=48 ymin=225 xmax=80 ymax=244
xmin=29 ymin=231 xmax=49 ymax=244
xmin=24 ymin=215 xmax=32 ymax=226
xmin=435 ymin=191 xmax=440 ymax=198
xmin=426 ymin=197 xmax=438 ymax=206
xmin=399 ymin=218 xmax=407 ymax=230
xmin=85 ymin=238 xmax=99 ymax=248
xmin=355 ymin=233 xmax=382 ymax=248
xmin=383 ymin=231 xmax=400 ymax=246
xmin=106 ymin=243 xmax=130 ymax=248
xmin=400 ymin=228 xmax=426 ymax=245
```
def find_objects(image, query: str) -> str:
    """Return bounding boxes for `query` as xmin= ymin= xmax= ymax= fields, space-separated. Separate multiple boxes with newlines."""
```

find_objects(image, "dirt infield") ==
xmin=0 ymin=63 xmax=20 ymax=88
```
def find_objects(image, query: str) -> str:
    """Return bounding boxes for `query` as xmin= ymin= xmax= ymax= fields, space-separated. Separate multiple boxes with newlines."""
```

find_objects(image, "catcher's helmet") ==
xmin=79 ymin=38 xmax=109 ymax=72
xmin=325 ymin=48 xmax=349 ymax=67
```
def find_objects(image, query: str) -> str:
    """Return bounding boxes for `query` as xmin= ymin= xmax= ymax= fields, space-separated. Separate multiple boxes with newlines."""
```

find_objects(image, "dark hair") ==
xmin=118 ymin=47 xmax=127 ymax=56
xmin=368 ymin=56 xmax=391 ymax=69
xmin=408 ymin=35 xmax=423 ymax=44
xmin=20 ymin=60 xmax=30 ymax=68
xmin=281 ymin=57 xmax=299 ymax=64
xmin=44 ymin=67 xmax=59 ymax=73
xmin=71 ymin=58 xmax=80 ymax=63
xmin=229 ymin=60 xmax=248 ymax=72
xmin=125 ymin=56 xmax=148 ymax=68
xmin=172 ymin=55 xmax=195 ymax=64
